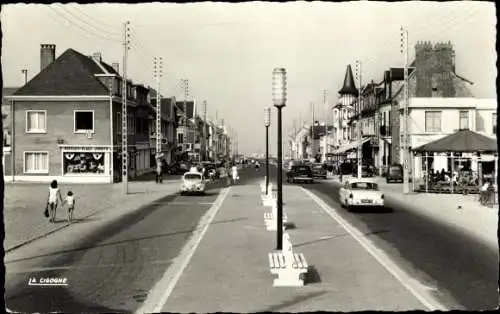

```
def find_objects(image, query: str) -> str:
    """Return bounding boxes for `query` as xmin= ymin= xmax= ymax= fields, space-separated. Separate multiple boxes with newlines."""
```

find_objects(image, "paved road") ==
xmin=293 ymin=175 xmax=498 ymax=311
xmin=5 ymin=165 xmax=263 ymax=313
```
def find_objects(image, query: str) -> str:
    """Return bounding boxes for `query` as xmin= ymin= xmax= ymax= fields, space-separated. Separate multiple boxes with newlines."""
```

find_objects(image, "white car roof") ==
xmin=345 ymin=178 xmax=377 ymax=184
xmin=184 ymin=171 xmax=202 ymax=176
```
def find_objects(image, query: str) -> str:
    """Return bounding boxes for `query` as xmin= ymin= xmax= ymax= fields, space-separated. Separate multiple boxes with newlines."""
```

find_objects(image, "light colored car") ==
xmin=339 ymin=178 xmax=384 ymax=211
xmin=180 ymin=172 xmax=206 ymax=195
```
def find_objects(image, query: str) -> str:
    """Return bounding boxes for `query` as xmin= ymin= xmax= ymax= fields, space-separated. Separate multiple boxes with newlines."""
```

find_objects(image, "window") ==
xmin=26 ymin=110 xmax=46 ymax=133
xmin=24 ymin=151 xmax=49 ymax=173
xmin=493 ymin=113 xmax=497 ymax=134
xmin=459 ymin=111 xmax=469 ymax=130
xmin=63 ymin=152 xmax=105 ymax=174
xmin=425 ymin=111 xmax=442 ymax=133
xmin=74 ymin=110 xmax=94 ymax=133
xmin=178 ymin=133 xmax=184 ymax=144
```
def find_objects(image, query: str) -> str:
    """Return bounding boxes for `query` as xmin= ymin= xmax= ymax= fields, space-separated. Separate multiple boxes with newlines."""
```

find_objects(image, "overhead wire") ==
xmin=47 ymin=6 xmax=121 ymax=43
xmin=361 ymin=7 xmax=482 ymax=72
xmin=54 ymin=4 xmax=122 ymax=40
xmin=68 ymin=4 xmax=121 ymax=31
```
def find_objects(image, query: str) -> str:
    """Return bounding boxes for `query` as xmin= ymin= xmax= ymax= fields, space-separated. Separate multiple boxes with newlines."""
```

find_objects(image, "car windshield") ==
xmin=350 ymin=182 xmax=378 ymax=190
xmin=389 ymin=166 xmax=402 ymax=175
xmin=314 ymin=165 xmax=323 ymax=169
xmin=184 ymin=174 xmax=202 ymax=180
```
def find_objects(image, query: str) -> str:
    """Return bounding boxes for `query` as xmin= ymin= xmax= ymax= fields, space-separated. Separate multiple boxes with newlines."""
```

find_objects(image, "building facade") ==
xmin=4 ymin=45 xmax=170 ymax=183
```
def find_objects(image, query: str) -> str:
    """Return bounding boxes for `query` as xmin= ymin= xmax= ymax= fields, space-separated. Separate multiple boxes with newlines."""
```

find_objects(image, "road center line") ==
xmin=135 ymin=187 xmax=231 ymax=314
xmin=301 ymin=187 xmax=448 ymax=311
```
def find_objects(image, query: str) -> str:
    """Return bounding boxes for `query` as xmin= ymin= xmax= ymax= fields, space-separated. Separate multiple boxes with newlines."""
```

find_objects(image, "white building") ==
xmin=401 ymin=97 xmax=497 ymax=177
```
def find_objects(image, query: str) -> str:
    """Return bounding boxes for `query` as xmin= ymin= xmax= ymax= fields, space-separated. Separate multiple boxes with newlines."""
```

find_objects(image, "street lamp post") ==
xmin=273 ymin=67 xmax=287 ymax=251
xmin=264 ymin=107 xmax=271 ymax=195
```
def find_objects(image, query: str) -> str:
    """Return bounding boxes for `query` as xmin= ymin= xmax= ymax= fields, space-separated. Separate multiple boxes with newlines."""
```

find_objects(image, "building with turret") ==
xmin=330 ymin=64 xmax=359 ymax=161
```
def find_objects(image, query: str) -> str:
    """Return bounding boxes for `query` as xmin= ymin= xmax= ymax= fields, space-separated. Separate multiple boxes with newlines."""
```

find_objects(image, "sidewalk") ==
xmin=4 ymin=180 xmax=179 ymax=252
xmin=157 ymin=184 xmax=429 ymax=312
xmin=327 ymin=175 xmax=498 ymax=250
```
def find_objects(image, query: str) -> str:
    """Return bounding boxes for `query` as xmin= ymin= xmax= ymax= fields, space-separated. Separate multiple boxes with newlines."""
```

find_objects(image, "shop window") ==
xmin=24 ymin=151 xmax=49 ymax=173
xmin=63 ymin=152 xmax=105 ymax=174
xmin=74 ymin=110 xmax=94 ymax=133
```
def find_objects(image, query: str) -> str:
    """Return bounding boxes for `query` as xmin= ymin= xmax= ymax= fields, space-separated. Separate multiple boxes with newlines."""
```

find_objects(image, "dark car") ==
xmin=386 ymin=164 xmax=403 ymax=183
xmin=311 ymin=163 xmax=327 ymax=179
xmin=286 ymin=164 xmax=314 ymax=184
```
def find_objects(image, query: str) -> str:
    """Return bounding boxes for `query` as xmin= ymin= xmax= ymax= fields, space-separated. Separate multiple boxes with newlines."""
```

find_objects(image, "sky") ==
xmin=1 ymin=1 xmax=497 ymax=155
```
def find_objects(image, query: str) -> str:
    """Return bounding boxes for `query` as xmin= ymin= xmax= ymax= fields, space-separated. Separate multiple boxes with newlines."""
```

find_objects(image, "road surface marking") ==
xmin=151 ymin=202 xmax=215 ymax=205
xmin=301 ymin=187 xmax=448 ymax=311
xmin=135 ymin=187 xmax=230 ymax=314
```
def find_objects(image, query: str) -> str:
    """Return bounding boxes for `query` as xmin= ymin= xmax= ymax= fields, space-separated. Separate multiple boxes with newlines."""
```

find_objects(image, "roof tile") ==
xmin=14 ymin=49 xmax=109 ymax=96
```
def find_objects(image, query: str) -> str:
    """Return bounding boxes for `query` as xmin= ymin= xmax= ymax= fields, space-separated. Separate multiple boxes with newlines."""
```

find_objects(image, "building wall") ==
xmin=12 ymin=100 xmax=110 ymax=176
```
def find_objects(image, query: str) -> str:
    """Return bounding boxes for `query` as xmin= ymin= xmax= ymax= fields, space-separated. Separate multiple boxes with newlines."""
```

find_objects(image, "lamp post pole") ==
xmin=273 ymin=68 xmax=287 ymax=251
xmin=264 ymin=107 xmax=271 ymax=195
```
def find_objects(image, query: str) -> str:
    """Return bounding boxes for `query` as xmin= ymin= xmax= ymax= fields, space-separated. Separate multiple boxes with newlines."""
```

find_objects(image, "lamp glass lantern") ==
xmin=272 ymin=68 xmax=287 ymax=108
xmin=264 ymin=107 xmax=271 ymax=127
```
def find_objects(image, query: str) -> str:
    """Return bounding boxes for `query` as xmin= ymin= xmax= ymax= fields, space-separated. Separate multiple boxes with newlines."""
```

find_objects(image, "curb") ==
xmin=5 ymin=183 xmax=180 ymax=254
xmin=5 ymin=223 xmax=72 ymax=253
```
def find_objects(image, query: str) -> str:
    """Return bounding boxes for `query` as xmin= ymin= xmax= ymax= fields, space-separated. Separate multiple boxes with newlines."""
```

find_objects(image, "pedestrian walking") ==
xmin=65 ymin=191 xmax=76 ymax=224
xmin=231 ymin=163 xmax=239 ymax=184
xmin=46 ymin=180 xmax=64 ymax=223
xmin=479 ymin=179 xmax=490 ymax=205
xmin=156 ymin=158 xmax=163 ymax=183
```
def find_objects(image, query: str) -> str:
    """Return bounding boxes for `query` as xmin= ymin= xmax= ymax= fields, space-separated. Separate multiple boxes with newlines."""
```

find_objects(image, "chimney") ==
xmin=111 ymin=62 xmax=120 ymax=74
xmin=92 ymin=52 xmax=102 ymax=63
xmin=40 ymin=44 xmax=56 ymax=72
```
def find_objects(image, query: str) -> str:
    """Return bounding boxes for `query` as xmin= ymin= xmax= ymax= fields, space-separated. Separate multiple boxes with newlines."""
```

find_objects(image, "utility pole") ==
xmin=154 ymin=57 xmax=163 ymax=156
xmin=203 ymin=100 xmax=207 ymax=161
xmin=401 ymin=26 xmax=410 ymax=194
xmin=21 ymin=69 xmax=28 ymax=85
xmin=181 ymin=79 xmax=189 ymax=161
xmin=121 ymin=21 xmax=131 ymax=194
xmin=215 ymin=110 xmax=219 ymax=163
xmin=311 ymin=102 xmax=315 ymax=161
xmin=323 ymin=89 xmax=328 ymax=163
xmin=355 ymin=60 xmax=362 ymax=179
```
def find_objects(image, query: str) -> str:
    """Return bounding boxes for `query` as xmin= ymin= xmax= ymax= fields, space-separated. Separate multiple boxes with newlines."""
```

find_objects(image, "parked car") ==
xmin=180 ymin=172 xmax=206 ymax=195
xmin=386 ymin=164 xmax=404 ymax=183
xmin=311 ymin=163 xmax=327 ymax=179
xmin=339 ymin=178 xmax=385 ymax=211
xmin=286 ymin=164 xmax=314 ymax=184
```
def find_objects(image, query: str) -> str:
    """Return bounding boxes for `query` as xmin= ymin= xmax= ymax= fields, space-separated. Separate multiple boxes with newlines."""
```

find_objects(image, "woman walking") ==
xmin=47 ymin=180 xmax=64 ymax=223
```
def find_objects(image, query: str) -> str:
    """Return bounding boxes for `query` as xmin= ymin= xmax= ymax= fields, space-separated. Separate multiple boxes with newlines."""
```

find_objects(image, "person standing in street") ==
xmin=47 ymin=180 xmax=64 ymax=223
xmin=156 ymin=158 xmax=163 ymax=183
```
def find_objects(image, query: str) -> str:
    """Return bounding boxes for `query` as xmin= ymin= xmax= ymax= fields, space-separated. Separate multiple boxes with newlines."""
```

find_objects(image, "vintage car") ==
xmin=386 ymin=164 xmax=404 ymax=183
xmin=286 ymin=164 xmax=314 ymax=184
xmin=339 ymin=178 xmax=384 ymax=211
xmin=311 ymin=163 xmax=328 ymax=179
xmin=180 ymin=172 xmax=206 ymax=195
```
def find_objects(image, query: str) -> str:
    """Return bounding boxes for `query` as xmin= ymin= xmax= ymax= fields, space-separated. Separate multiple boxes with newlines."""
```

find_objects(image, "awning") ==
xmin=331 ymin=138 xmax=370 ymax=155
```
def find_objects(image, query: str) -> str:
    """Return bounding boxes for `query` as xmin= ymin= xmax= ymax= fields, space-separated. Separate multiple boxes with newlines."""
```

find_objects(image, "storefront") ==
xmin=59 ymin=145 xmax=113 ymax=183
